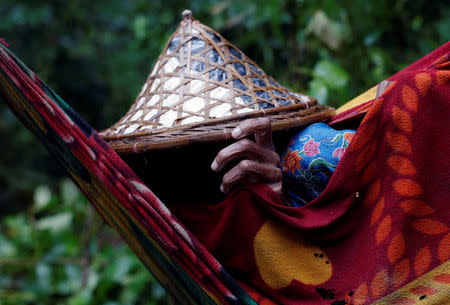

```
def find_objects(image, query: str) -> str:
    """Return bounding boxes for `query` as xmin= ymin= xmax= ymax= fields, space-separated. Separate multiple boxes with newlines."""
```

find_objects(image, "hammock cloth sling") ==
xmin=1 ymin=39 xmax=449 ymax=304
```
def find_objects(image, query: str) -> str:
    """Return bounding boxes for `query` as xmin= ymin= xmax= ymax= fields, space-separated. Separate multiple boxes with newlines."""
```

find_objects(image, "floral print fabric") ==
xmin=281 ymin=123 xmax=355 ymax=206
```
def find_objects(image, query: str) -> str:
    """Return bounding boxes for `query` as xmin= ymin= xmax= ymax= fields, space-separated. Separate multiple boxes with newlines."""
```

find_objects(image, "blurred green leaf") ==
xmin=312 ymin=60 xmax=349 ymax=89
xmin=34 ymin=184 xmax=52 ymax=211
xmin=104 ymin=255 xmax=134 ymax=283
xmin=56 ymin=264 xmax=82 ymax=294
xmin=133 ymin=15 xmax=149 ymax=40
xmin=87 ymin=269 xmax=100 ymax=291
xmin=35 ymin=262 xmax=52 ymax=293
xmin=0 ymin=235 xmax=16 ymax=257
xmin=309 ymin=78 xmax=329 ymax=105
xmin=4 ymin=214 xmax=32 ymax=245
xmin=36 ymin=212 xmax=73 ymax=233
xmin=68 ymin=289 xmax=94 ymax=305
xmin=61 ymin=179 xmax=80 ymax=206
xmin=306 ymin=10 xmax=347 ymax=51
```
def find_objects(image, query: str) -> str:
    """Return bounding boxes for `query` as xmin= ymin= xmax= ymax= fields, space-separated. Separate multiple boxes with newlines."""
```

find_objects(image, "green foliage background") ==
xmin=0 ymin=0 xmax=448 ymax=304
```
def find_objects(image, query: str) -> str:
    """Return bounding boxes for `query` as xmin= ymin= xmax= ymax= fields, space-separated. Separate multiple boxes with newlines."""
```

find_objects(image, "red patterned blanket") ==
xmin=170 ymin=42 xmax=450 ymax=304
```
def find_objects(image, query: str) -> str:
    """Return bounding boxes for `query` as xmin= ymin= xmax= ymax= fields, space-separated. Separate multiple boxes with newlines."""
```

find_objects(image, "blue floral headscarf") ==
xmin=280 ymin=123 xmax=355 ymax=207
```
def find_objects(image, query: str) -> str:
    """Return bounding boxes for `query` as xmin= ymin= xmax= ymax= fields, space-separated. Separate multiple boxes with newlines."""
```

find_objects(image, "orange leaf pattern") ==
xmin=370 ymin=197 xmax=385 ymax=225
xmin=414 ymin=247 xmax=431 ymax=277
xmin=387 ymin=155 xmax=416 ymax=176
xmin=370 ymin=269 xmax=389 ymax=299
xmin=437 ymin=233 xmax=450 ymax=263
xmin=401 ymin=85 xmax=418 ymax=112
xmin=352 ymin=282 xmax=368 ymax=305
xmin=393 ymin=179 xmax=422 ymax=197
xmin=365 ymin=180 xmax=381 ymax=206
xmin=410 ymin=285 xmax=438 ymax=296
xmin=433 ymin=273 xmax=450 ymax=284
xmin=392 ymin=258 xmax=410 ymax=288
xmin=388 ymin=232 xmax=406 ymax=264
xmin=399 ymin=200 xmax=434 ymax=216
xmin=376 ymin=216 xmax=392 ymax=245
xmin=436 ymin=70 xmax=449 ymax=85
xmin=414 ymin=72 xmax=431 ymax=96
xmin=412 ymin=219 xmax=448 ymax=235
xmin=392 ymin=106 xmax=413 ymax=133
xmin=386 ymin=132 xmax=412 ymax=154
xmin=355 ymin=143 xmax=376 ymax=172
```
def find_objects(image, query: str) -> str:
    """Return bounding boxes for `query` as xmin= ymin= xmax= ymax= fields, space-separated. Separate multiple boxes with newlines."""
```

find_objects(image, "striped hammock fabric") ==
xmin=0 ymin=41 xmax=256 ymax=305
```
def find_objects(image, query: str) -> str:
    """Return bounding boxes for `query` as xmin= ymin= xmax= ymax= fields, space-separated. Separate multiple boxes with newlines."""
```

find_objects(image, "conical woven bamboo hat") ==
xmin=101 ymin=10 xmax=334 ymax=154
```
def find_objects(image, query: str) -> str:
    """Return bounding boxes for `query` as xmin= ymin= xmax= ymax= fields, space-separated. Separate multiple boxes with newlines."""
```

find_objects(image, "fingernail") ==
xmin=220 ymin=185 xmax=225 ymax=192
xmin=211 ymin=160 xmax=219 ymax=171
xmin=232 ymin=127 xmax=242 ymax=138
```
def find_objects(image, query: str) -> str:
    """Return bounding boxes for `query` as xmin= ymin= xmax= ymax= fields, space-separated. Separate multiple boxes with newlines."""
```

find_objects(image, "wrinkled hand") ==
xmin=211 ymin=118 xmax=283 ymax=196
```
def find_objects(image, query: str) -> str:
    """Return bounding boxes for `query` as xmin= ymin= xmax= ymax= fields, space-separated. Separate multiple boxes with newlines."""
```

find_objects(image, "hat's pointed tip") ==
xmin=182 ymin=9 xmax=193 ymax=21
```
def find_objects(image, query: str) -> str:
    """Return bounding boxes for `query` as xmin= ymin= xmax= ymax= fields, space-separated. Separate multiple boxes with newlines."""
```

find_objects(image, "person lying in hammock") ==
xmin=164 ymin=56 xmax=450 ymax=304
xmin=103 ymin=13 xmax=450 ymax=304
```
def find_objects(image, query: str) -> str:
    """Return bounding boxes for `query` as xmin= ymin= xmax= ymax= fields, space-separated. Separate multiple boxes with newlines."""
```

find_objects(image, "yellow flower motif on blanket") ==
xmin=254 ymin=220 xmax=332 ymax=289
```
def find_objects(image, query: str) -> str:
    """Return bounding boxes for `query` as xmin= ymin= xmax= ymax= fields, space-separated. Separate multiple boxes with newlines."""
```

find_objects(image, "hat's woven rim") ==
xmin=102 ymin=98 xmax=317 ymax=141
xmin=107 ymin=105 xmax=335 ymax=154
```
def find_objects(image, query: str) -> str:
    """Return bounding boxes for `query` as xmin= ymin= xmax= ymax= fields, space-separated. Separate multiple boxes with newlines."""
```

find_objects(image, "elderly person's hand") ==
xmin=211 ymin=118 xmax=283 ymax=196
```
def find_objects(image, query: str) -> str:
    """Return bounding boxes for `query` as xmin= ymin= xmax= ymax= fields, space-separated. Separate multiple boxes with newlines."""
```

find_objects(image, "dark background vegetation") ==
xmin=0 ymin=0 xmax=448 ymax=304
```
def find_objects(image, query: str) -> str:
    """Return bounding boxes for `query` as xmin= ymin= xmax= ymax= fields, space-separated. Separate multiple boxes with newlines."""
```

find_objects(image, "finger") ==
xmin=220 ymin=160 xmax=282 ymax=193
xmin=211 ymin=139 xmax=280 ymax=172
xmin=231 ymin=118 xmax=274 ymax=150
xmin=267 ymin=181 xmax=283 ymax=196
xmin=221 ymin=160 xmax=282 ymax=193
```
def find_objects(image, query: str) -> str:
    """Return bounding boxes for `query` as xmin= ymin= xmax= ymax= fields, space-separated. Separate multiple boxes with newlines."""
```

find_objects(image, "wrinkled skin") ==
xmin=211 ymin=118 xmax=283 ymax=196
